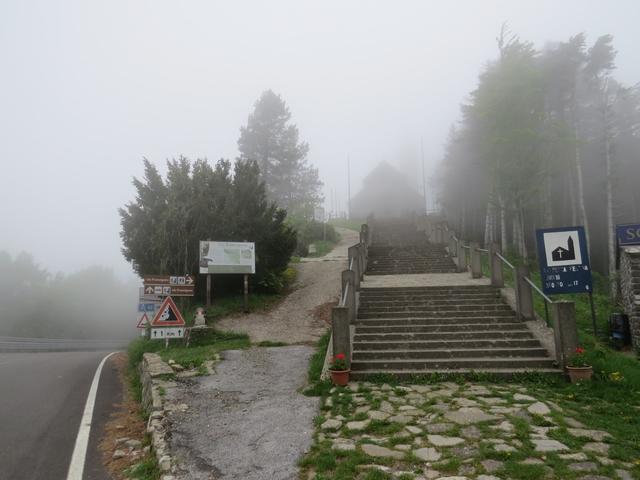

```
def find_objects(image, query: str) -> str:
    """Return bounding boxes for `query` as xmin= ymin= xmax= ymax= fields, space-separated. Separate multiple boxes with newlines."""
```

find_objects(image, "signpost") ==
xmin=150 ymin=327 xmax=185 ymax=339
xmin=199 ymin=241 xmax=256 ymax=309
xmin=143 ymin=275 xmax=195 ymax=286
xmin=536 ymin=226 xmax=597 ymax=334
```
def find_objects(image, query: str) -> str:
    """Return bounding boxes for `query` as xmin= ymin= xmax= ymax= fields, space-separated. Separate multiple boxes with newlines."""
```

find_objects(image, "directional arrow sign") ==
xmin=144 ymin=275 xmax=195 ymax=287
xmin=150 ymin=296 xmax=186 ymax=327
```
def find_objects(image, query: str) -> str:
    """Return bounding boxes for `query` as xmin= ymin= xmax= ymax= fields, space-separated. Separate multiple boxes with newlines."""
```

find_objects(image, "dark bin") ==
xmin=609 ymin=313 xmax=631 ymax=348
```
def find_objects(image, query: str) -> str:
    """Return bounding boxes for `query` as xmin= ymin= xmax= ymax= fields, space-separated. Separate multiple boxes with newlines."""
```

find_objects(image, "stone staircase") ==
xmin=350 ymin=285 xmax=559 ymax=379
xmin=366 ymin=245 xmax=457 ymax=275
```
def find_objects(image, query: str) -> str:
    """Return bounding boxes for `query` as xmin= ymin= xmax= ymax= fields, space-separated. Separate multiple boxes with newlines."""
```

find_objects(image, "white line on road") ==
xmin=66 ymin=351 xmax=119 ymax=480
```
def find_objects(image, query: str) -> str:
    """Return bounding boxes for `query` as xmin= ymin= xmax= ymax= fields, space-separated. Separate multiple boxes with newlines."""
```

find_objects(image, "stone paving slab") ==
xmin=362 ymin=273 xmax=491 ymax=289
xmin=303 ymin=382 xmax=639 ymax=480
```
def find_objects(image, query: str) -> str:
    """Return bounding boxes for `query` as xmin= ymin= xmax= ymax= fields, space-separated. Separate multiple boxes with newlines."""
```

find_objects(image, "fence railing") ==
xmin=331 ymin=223 xmax=371 ymax=369
xmin=431 ymin=219 xmax=578 ymax=369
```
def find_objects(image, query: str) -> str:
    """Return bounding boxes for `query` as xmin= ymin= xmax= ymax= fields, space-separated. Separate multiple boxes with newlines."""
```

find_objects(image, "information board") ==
xmin=535 ymin=226 xmax=593 ymax=295
xmin=199 ymin=241 xmax=255 ymax=274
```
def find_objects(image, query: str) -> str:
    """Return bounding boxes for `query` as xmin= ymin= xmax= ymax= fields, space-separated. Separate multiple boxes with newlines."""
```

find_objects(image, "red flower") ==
xmin=335 ymin=353 xmax=345 ymax=360
xmin=575 ymin=347 xmax=585 ymax=354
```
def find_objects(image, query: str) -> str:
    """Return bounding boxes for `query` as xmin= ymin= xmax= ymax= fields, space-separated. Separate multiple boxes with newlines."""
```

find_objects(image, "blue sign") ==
xmin=616 ymin=223 xmax=640 ymax=246
xmin=536 ymin=226 xmax=592 ymax=295
xmin=138 ymin=303 xmax=158 ymax=313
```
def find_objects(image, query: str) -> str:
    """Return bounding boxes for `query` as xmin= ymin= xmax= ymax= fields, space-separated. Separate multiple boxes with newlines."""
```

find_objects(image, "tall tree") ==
xmin=238 ymin=90 xmax=323 ymax=220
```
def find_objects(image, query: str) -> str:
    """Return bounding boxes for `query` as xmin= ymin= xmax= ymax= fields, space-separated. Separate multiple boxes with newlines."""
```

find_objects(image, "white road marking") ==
xmin=66 ymin=351 xmax=118 ymax=480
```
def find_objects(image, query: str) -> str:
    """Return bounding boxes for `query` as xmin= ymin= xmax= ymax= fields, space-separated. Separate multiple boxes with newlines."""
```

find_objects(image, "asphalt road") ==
xmin=0 ymin=351 xmax=121 ymax=480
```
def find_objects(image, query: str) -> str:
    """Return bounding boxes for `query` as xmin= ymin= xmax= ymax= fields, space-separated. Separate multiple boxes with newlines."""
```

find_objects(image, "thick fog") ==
xmin=1 ymin=0 xmax=639 ymax=281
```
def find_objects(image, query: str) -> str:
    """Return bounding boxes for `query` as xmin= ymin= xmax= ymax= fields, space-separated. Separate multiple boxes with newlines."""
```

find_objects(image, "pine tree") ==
xmin=238 ymin=90 xmax=323 ymax=220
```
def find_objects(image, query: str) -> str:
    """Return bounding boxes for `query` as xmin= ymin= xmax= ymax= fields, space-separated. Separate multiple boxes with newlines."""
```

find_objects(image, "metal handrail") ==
xmin=523 ymin=276 xmax=553 ymax=304
xmin=496 ymin=252 xmax=515 ymax=270
xmin=523 ymin=276 xmax=552 ymax=326
xmin=476 ymin=248 xmax=489 ymax=253
xmin=340 ymin=281 xmax=350 ymax=307
xmin=461 ymin=244 xmax=471 ymax=250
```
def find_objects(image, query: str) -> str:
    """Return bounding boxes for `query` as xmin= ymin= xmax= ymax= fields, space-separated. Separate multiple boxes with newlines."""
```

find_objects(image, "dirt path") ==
xmin=217 ymin=227 xmax=359 ymax=344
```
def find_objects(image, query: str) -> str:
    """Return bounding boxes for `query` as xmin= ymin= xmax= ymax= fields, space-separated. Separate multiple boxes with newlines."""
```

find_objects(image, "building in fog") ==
xmin=350 ymin=161 xmax=425 ymax=218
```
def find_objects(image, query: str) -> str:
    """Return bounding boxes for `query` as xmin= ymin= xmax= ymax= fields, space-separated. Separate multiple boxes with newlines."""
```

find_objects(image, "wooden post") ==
xmin=515 ymin=266 xmax=534 ymax=320
xmin=457 ymin=242 xmax=467 ymax=272
xmin=489 ymin=243 xmax=504 ymax=288
xmin=243 ymin=274 xmax=249 ymax=312
xmin=206 ymin=274 xmax=212 ymax=308
xmin=470 ymin=242 xmax=482 ymax=279
xmin=552 ymin=301 xmax=578 ymax=369
xmin=332 ymin=306 xmax=351 ymax=369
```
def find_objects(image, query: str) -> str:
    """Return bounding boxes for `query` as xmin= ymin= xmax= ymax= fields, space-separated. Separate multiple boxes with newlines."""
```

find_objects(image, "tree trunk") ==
xmin=574 ymin=119 xmax=591 ymax=248
xmin=606 ymin=131 xmax=616 ymax=299
xmin=499 ymin=195 xmax=507 ymax=250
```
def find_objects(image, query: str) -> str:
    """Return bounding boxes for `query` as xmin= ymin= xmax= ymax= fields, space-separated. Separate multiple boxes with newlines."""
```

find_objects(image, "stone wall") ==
xmin=618 ymin=247 xmax=640 ymax=353
xmin=138 ymin=353 xmax=177 ymax=479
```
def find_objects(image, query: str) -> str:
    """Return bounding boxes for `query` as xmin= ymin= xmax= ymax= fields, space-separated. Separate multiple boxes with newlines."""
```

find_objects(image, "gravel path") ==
xmin=217 ymin=227 xmax=360 ymax=344
xmin=167 ymin=228 xmax=360 ymax=479
xmin=169 ymin=346 xmax=320 ymax=480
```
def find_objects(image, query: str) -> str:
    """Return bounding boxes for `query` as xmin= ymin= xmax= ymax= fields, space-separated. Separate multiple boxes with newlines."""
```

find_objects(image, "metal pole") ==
xmin=347 ymin=154 xmax=351 ymax=220
xmin=421 ymin=137 xmax=427 ymax=214
xmin=243 ymin=274 xmax=249 ymax=313
xmin=206 ymin=274 xmax=211 ymax=308
xmin=589 ymin=292 xmax=598 ymax=337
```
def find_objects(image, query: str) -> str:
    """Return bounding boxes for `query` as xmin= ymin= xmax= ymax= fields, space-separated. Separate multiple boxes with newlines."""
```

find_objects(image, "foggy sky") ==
xmin=1 ymin=0 xmax=638 ymax=279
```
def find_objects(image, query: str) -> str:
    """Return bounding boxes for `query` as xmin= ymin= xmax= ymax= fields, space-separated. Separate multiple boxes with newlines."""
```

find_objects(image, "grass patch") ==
xmin=256 ymin=340 xmax=289 ymax=347
xmin=308 ymin=240 xmax=338 ymax=257
xmin=304 ymin=330 xmax=332 ymax=396
xmin=128 ymin=328 xmax=250 ymax=370
xmin=125 ymin=455 xmax=161 ymax=480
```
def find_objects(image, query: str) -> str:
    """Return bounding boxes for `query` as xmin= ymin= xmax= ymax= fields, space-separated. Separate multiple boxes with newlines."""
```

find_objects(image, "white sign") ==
xmin=543 ymin=230 xmax=583 ymax=267
xmin=150 ymin=327 xmax=185 ymax=339
xmin=199 ymin=241 xmax=256 ymax=274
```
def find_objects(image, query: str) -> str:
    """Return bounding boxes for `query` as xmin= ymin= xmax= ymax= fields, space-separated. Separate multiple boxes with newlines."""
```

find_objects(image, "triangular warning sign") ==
xmin=150 ymin=296 xmax=186 ymax=327
xmin=136 ymin=313 xmax=150 ymax=329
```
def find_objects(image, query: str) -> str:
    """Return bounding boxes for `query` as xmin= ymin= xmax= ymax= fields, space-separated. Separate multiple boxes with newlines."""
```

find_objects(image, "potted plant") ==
xmin=566 ymin=346 xmax=593 ymax=382
xmin=329 ymin=353 xmax=350 ymax=386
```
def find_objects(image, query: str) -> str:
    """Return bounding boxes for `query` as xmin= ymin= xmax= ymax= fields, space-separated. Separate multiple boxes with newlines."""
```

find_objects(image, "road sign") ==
xmin=136 ymin=313 xmax=150 ymax=329
xmin=150 ymin=296 xmax=186 ymax=327
xmin=138 ymin=302 xmax=161 ymax=313
xmin=143 ymin=275 xmax=195 ymax=286
xmin=143 ymin=284 xmax=195 ymax=297
xmin=150 ymin=327 xmax=185 ymax=339
xmin=314 ymin=207 xmax=325 ymax=223
xmin=139 ymin=287 xmax=162 ymax=302
xmin=616 ymin=223 xmax=640 ymax=247
xmin=199 ymin=241 xmax=255 ymax=274
xmin=536 ymin=226 xmax=592 ymax=295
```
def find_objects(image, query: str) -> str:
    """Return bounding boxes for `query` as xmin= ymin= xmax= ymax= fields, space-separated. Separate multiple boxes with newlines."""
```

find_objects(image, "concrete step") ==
xmin=355 ymin=317 xmax=520 ymax=326
xmin=349 ymin=367 xmax=563 ymax=380
xmin=360 ymin=295 xmax=502 ymax=303
xmin=353 ymin=338 xmax=542 ymax=350
xmin=358 ymin=310 xmax=517 ymax=319
xmin=359 ymin=304 xmax=513 ymax=313
xmin=350 ymin=356 xmax=557 ymax=371
xmin=354 ymin=323 xmax=527 ymax=333
xmin=361 ymin=285 xmax=499 ymax=293
xmin=361 ymin=299 xmax=506 ymax=307
xmin=353 ymin=330 xmax=536 ymax=341
xmin=352 ymin=347 xmax=550 ymax=360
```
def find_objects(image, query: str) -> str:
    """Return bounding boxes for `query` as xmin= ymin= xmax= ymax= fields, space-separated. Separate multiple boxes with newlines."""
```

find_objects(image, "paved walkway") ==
xmin=362 ymin=272 xmax=491 ymax=289
xmin=303 ymin=381 xmax=637 ymax=480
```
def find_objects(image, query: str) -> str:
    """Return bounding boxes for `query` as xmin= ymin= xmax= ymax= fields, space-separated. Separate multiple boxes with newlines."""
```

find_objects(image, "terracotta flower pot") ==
xmin=329 ymin=369 xmax=350 ymax=386
xmin=566 ymin=365 xmax=593 ymax=383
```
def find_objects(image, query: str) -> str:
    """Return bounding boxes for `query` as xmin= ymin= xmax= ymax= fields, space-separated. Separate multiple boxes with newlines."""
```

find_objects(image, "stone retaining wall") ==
xmin=619 ymin=247 xmax=640 ymax=353
xmin=138 ymin=353 xmax=177 ymax=480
